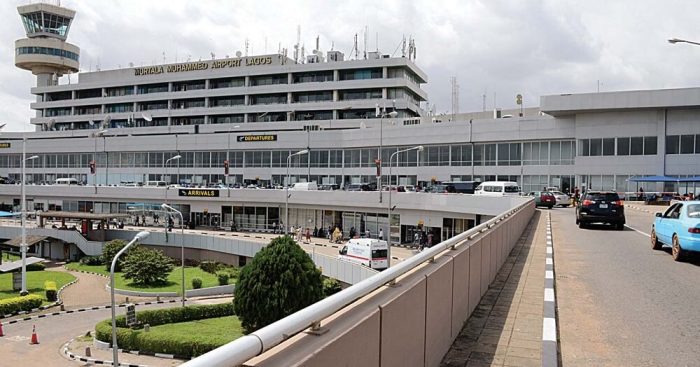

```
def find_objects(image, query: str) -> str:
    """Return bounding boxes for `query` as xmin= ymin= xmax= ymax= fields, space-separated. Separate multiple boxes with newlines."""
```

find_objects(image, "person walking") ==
xmin=305 ymin=228 xmax=311 ymax=243
xmin=378 ymin=228 xmax=384 ymax=240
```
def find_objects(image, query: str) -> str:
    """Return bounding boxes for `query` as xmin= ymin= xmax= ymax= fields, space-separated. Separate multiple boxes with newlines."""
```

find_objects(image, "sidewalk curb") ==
xmin=62 ymin=335 xmax=149 ymax=367
xmin=542 ymin=212 xmax=560 ymax=367
xmin=1 ymin=299 xmax=178 ymax=327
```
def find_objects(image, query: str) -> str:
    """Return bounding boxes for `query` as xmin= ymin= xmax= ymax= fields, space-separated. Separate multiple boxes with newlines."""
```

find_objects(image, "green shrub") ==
xmin=102 ymin=239 xmax=129 ymax=272
xmin=79 ymin=255 xmax=103 ymax=266
xmin=234 ymin=236 xmax=323 ymax=333
xmin=191 ymin=277 xmax=202 ymax=289
xmin=217 ymin=272 xmax=229 ymax=286
xmin=322 ymin=278 xmax=342 ymax=297
xmin=26 ymin=262 xmax=45 ymax=271
xmin=44 ymin=281 xmax=58 ymax=302
xmin=0 ymin=295 xmax=43 ymax=315
xmin=199 ymin=261 xmax=219 ymax=274
xmin=122 ymin=247 xmax=174 ymax=285
xmin=94 ymin=303 xmax=235 ymax=357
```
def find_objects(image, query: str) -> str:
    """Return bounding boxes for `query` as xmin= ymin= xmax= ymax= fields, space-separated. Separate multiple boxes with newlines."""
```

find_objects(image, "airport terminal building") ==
xmin=2 ymin=3 xmax=700 ymax=238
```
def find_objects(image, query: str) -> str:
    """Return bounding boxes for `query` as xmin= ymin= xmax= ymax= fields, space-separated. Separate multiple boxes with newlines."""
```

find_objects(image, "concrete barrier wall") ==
xmin=246 ymin=201 xmax=535 ymax=367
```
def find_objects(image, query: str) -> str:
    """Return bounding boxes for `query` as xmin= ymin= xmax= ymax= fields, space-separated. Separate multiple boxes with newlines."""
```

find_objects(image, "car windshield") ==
xmin=504 ymin=186 xmax=519 ymax=193
xmin=586 ymin=193 xmax=619 ymax=201
xmin=688 ymin=204 xmax=700 ymax=218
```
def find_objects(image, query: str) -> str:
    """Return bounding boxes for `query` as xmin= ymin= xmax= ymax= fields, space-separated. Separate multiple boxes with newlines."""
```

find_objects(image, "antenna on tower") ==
xmin=450 ymin=76 xmax=459 ymax=121
xmin=210 ymin=52 xmax=215 ymax=60
xmin=294 ymin=25 xmax=301 ymax=63
xmin=245 ymin=39 xmax=249 ymax=57
xmin=375 ymin=32 xmax=379 ymax=52
xmin=363 ymin=26 xmax=368 ymax=59
xmin=315 ymin=35 xmax=320 ymax=53
xmin=353 ymin=33 xmax=358 ymax=60
xmin=402 ymin=35 xmax=406 ymax=57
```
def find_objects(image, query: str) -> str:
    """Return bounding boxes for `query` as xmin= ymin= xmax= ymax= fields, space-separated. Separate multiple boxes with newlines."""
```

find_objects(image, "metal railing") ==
xmin=181 ymin=198 xmax=533 ymax=367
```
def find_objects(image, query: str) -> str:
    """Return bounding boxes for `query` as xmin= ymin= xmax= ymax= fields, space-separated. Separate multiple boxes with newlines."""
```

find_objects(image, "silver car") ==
xmin=551 ymin=191 xmax=571 ymax=207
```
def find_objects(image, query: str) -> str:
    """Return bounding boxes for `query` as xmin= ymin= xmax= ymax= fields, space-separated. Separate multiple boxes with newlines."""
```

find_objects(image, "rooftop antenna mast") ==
xmin=353 ymin=33 xmax=358 ymax=60
xmin=363 ymin=25 xmax=368 ymax=59
xmin=294 ymin=25 xmax=301 ymax=63
xmin=450 ymin=76 xmax=459 ymax=121
xmin=245 ymin=38 xmax=249 ymax=57
xmin=401 ymin=35 xmax=407 ymax=57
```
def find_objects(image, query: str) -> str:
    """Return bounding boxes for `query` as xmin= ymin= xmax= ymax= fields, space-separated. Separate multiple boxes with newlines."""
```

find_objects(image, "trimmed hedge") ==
xmin=79 ymin=256 xmax=103 ymax=266
xmin=26 ymin=262 xmax=45 ymax=271
xmin=217 ymin=272 xmax=229 ymax=286
xmin=191 ymin=277 xmax=202 ymax=289
xmin=45 ymin=281 xmax=57 ymax=302
xmin=0 ymin=294 xmax=43 ymax=315
xmin=95 ymin=303 xmax=235 ymax=358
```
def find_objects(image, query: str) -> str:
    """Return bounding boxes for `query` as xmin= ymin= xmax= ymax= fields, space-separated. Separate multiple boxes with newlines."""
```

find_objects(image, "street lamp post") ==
xmin=92 ymin=129 xmax=108 ymax=193
xmin=387 ymin=145 xmax=423 ymax=267
xmin=110 ymin=231 xmax=149 ymax=367
xmin=20 ymin=135 xmax=39 ymax=296
xmin=375 ymin=103 xmax=398 ymax=203
xmin=227 ymin=125 xmax=240 ymax=190
xmin=161 ymin=203 xmax=186 ymax=308
xmin=668 ymin=38 xmax=700 ymax=46
xmin=285 ymin=149 xmax=308 ymax=235
xmin=163 ymin=154 xmax=182 ymax=184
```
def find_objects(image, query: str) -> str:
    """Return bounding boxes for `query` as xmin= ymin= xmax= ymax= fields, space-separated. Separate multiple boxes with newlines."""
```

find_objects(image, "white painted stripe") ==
xmin=624 ymin=224 xmax=650 ymax=238
xmin=546 ymin=240 xmax=552 ymax=245
xmin=546 ymin=258 xmax=553 ymax=265
xmin=546 ymin=235 xmax=552 ymax=240
xmin=545 ymin=270 xmax=554 ymax=279
xmin=544 ymin=288 xmax=555 ymax=302
xmin=543 ymin=317 xmax=557 ymax=341
xmin=546 ymin=247 xmax=552 ymax=254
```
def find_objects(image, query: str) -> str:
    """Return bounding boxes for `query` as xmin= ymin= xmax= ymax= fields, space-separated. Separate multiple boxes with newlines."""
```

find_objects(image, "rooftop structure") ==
xmin=15 ymin=2 xmax=80 ymax=88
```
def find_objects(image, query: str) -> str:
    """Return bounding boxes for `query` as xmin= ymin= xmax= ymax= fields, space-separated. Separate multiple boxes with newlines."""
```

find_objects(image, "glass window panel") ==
xmin=630 ymin=137 xmax=644 ymax=155
xmin=644 ymin=136 xmax=657 ymax=155
xmin=580 ymin=139 xmax=589 ymax=156
xmin=589 ymin=139 xmax=602 ymax=156
xmin=666 ymin=135 xmax=679 ymax=154
xmin=680 ymin=134 xmax=695 ymax=154
xmin=602 ymin=138 xmax=615 ymax=156
xmin=617 ymin=137 xmax=630 ymax=155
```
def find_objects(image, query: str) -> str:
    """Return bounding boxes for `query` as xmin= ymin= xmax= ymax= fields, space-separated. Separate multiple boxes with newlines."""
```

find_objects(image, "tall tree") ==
xmin=234 ymin=236 xmax=323 ymax=333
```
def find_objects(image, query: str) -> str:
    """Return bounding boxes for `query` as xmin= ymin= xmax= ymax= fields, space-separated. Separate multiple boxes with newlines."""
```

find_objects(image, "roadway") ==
xmin=551 ymin=205 xmax=700 ymax=366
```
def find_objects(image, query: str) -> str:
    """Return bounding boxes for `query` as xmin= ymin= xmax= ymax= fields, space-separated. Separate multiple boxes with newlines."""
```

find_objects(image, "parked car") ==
xmin=529 ymin=191 xmax=556 ymax=209
xmin=651 ymin=201 xmax=700 ymax=261
xmin=346 ymin=183 xmax=372 ymax=191
xmin=550 ymin=191 xmax=571 ymax=207
xmin=575 ymin=191 xmax=625 ymax=229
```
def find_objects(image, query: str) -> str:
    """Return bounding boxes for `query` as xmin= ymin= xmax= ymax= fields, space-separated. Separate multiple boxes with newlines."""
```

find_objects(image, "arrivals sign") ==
xmin=134 ymin=56 xmax=277 ymax=76
xmin=0 ymin=143 xmax=10 ymax=148
xmin=237 ymin=134 xmax=277 ymax=142
xmin=178 ymin=189 xmax=220 ymax=197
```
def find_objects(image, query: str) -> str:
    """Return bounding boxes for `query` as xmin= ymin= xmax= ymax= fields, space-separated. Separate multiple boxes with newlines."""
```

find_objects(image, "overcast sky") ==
xmin=1 ymin=0 xmax=699 ymax=131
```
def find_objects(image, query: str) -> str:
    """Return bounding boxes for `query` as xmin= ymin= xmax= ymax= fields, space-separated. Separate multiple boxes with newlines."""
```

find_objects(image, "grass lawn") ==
xmin=65 ymin=263 xmax=222 ymax=294
xmin=0 ymin=270 xmax=76 ymax=303
xmin=140 ymin=315 xmax=243 ymax=346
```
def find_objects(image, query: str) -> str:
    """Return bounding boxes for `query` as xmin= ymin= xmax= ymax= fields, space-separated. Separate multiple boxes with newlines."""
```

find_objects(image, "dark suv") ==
xmin=575 ymin=191 xmax=625 ymax=229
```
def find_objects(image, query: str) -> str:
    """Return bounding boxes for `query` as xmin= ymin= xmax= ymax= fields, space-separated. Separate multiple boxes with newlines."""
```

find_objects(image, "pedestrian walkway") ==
xmin=48 ymin=264 xmax=164 ymax=308
xmin=441 ymin=210 xmax=546 ymax=367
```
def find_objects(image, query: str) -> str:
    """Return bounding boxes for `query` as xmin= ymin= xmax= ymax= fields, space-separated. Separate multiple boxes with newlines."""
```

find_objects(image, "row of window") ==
xmin=666 ymin=134 xmax=700 ymax=154
xmin=21 ymin=12 xmax=70 ymax=36
xmin=578 ymin=136 xmax=658 ymax=156
xmin=1 ymin=140 xmax=576 ymax=170
xmin=16 ymin=46 xmax=79 ymax=62
xmin=44 ymin=88 xmax=398 ymax=116
xmin=43 ymin=67 xmax=419 ymax=101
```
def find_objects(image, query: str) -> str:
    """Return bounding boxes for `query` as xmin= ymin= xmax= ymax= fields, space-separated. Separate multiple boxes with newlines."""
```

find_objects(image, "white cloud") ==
xmin=1 ymin=0 xmax=699 ymax=130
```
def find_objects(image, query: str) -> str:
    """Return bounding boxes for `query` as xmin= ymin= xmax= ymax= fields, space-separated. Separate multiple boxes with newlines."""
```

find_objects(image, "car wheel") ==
xmin=616 ymin=222 xmax=624 ymax=231
xmin=548 ymin=205 xmax=553 ymax=210
xmin=575 ymin=217 xmax=579 ymax=225
xmin=650 ymin=228 xmax=662 ymax=250
xmin=578 ymin=221 xmax=586 ymax=229
xmin=672 ymin=234 xmax=685 ymax=262
xmin=561 ymin=204 xmax=569 ymax=208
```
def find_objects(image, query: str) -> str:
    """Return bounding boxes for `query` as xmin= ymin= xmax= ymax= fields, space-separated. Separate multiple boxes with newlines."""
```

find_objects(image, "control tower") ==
xmin=15 ymin=2 xmax=80 ymax=87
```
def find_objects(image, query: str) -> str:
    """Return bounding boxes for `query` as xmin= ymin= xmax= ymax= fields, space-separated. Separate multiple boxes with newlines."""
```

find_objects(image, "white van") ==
xmin=145 ymin=181 xmax=168 ymax=187
xmin=55 ymin=178 xmax=79 ymax=185
xmin=290 ymin=182 xmax=318 ymax=190
xmin=474 ymin=181 xmax=520 ymax=196
xmin=338 ymin=238 xmax=388 ymax=270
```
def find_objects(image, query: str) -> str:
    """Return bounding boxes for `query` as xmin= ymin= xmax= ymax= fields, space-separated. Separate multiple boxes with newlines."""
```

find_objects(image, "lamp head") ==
xmin=668 ymin=38 xmax=679 ymax=44
xmin=294 ymin=149 xmax=309 ymax=156
xmin=172 ymin=155 xmax=182 ymax=160
xmin=388 ymin=111 xmax=398 ymax=118
xmin=27 ymin=155 xmax=39 ymax=161
xmin=416 ymin=145 xmax=424 ymax=152
xmin=135 ymin=231 xmax=150 ymax=241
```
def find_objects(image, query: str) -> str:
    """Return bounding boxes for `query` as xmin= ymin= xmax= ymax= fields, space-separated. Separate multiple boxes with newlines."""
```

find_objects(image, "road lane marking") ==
xmin=546 ymin=247 xmax=553 ymax=254
xmin=546 ymin=258 xmax=553 ymax=265
xmin=625 ymin=224 xmax=650 ymax=238
xmin=545 ymin=288 xmax=555 ymax=302
xmin=546 ymin=270 xmax=554 ymax=279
